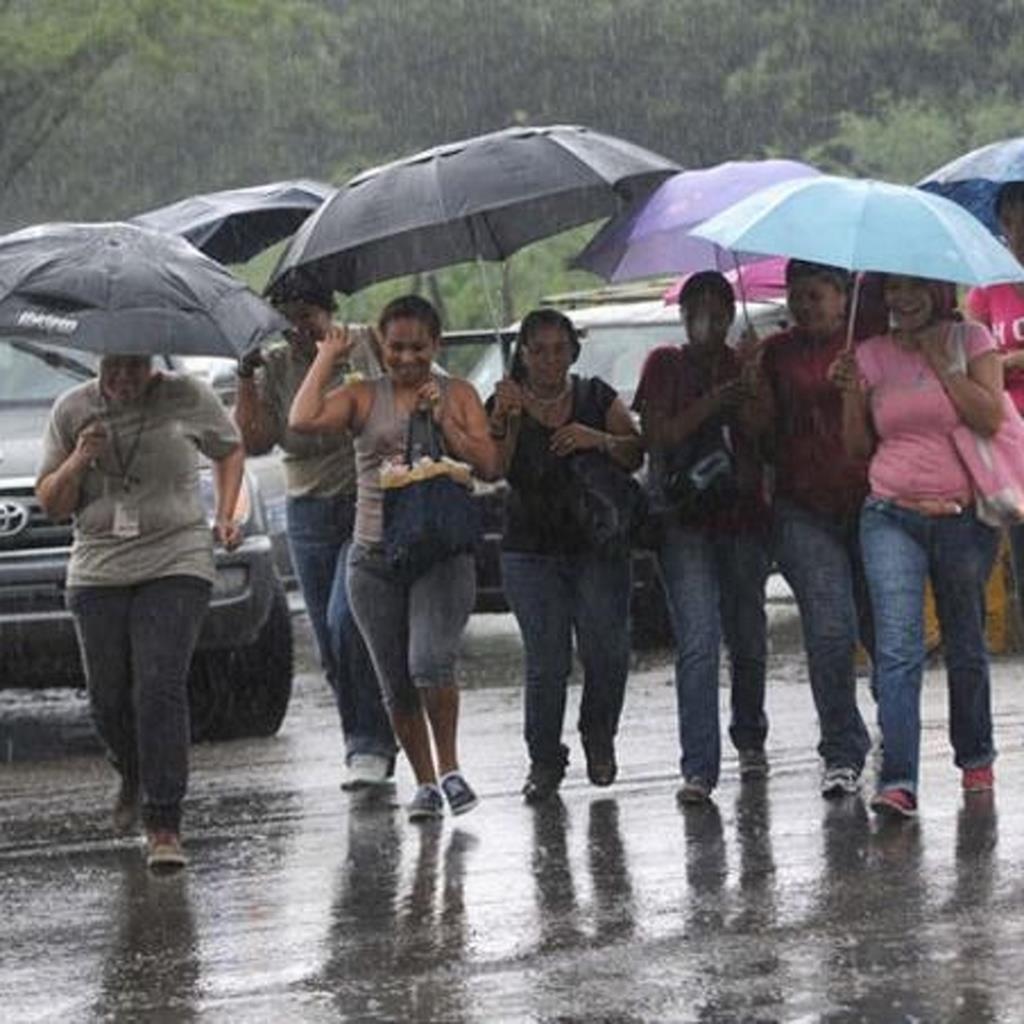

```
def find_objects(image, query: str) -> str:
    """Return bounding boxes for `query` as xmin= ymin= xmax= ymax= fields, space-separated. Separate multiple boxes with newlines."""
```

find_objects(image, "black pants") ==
xmin=67 ymin=575 xmax=211 ymax=831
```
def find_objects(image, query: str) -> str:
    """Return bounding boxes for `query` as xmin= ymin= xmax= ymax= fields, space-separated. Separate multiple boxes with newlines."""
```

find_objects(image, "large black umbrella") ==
xmin=0 ymin=222 xmax=288 ymax=357
xmin=130 ymin=179 xmax=333 ymax=264
xmin=267 ymin=124 xmax=680 ymax=294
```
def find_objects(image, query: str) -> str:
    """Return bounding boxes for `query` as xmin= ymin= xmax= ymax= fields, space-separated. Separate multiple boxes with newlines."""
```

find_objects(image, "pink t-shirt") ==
xmin=856 ymin=322 xmax=997 ymax=502
xmin=965 ymin=283 xmax=1024 ymax=412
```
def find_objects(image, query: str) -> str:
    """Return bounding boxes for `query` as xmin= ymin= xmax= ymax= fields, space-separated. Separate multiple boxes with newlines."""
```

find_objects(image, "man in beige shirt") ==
xmin=235 ymin=282 xmax=396 ymax=788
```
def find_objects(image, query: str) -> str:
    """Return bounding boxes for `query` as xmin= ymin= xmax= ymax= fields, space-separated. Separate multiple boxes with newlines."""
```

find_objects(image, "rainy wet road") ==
xmin=3 ymin=609 xmax=1024 ymax=1022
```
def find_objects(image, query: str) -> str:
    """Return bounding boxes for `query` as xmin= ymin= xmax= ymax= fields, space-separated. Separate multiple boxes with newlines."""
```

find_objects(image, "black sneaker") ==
xmin=522 ymin=762 xmax=565 ymax=804
xmin=582 ymin=730 xmax=617 ymax=787
xmin=737 ymin=748 xmax=769 ymax=782
xmin=407 ymin=783 xmax=445 ymax=822
xmin=439 ymin=771 xmax=479 ymax=816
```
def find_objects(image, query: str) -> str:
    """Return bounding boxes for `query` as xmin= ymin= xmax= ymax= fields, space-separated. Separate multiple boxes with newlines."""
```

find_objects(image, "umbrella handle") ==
xmin=474 ymin=252 xmax=510 ymax=368
xmin=730 ymin=250 xmax=753 ymax=334
xmin=844 ymin=272 xmax=863 ymax=351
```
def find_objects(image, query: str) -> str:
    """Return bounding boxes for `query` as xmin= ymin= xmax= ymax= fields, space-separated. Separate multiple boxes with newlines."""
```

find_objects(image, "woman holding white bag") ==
xmin=831 ymin=274 xmax=1006 ymax=819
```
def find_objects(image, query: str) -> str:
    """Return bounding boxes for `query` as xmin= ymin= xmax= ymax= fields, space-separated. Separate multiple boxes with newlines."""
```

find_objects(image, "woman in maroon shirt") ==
xmin=753 ymin=259 xmax=873 ymax=797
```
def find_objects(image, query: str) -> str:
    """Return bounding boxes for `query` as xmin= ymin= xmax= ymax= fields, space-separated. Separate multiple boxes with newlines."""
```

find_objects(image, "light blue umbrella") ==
xmin=691 ymin=175 xmax=1024 ymax=286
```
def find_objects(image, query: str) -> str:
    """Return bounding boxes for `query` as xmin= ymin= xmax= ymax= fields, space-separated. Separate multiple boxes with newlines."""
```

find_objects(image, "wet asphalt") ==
xmin=2 ymin=607 xmax=1024 ymax=1023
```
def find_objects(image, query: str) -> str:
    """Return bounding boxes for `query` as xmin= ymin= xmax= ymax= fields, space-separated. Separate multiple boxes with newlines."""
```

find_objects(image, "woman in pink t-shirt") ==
xmin=831 ymin=274 xmax=1004 ymax=820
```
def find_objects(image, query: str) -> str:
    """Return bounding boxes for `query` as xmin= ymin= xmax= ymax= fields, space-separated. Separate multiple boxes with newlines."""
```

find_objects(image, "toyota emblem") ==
xmin=0 ymin=499 xmax=30 ymax=538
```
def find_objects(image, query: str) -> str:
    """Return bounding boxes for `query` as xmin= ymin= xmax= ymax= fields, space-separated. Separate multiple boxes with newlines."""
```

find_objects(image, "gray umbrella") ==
xmin=267 ymin=124 xmax=680 ymax=294
xmin=130 ymin=179 xmax=333 ymax=264
xmin=0 ymin=222 xmax=288 ymax=357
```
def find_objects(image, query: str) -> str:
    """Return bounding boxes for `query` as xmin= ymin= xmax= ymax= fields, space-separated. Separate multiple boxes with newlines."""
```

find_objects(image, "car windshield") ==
xmin=0 ymin=339 xmax=98 ymax=403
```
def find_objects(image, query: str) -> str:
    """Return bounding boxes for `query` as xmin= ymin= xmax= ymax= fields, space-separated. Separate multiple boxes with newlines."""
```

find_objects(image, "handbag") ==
xmin=660 ymin=418 xmax=738 ymax=520
xmin=949 ymin=324 xmax=1024 ymax=527
xmin=381 ymin=410 xmax=481 ymax=582
xmin=567 ymin=449 xmax=650 ymax=556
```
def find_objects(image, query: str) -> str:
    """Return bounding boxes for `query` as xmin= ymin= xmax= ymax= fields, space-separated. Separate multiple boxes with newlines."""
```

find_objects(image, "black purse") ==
xmin=382 ymin=410 xmax=481 ymax=582
xmin=660 ymin=418 xmax=738 ymax=519
xmin=567 ymin=449 xmax=649 ymax=557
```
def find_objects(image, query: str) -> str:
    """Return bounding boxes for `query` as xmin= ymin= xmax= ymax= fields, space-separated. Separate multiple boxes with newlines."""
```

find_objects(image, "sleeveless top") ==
xmin=501 ymin=375 xmax=617 ymax=555
xmin=354 ymin=374 xmax=450 ymax=546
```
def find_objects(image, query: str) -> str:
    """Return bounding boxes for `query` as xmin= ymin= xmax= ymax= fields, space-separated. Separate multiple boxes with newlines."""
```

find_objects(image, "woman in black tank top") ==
xmin=487 ymin=308 xmax=643 ymax=803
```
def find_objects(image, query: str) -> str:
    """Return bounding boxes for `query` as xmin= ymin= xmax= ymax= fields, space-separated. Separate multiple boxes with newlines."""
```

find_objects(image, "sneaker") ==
xmin=522 ymin=762 xmax=565 ymax=804
xmin=962 ymin=765 xmax=994 ymax=792
xmin=146 ymin=830 xmax=187 ymax=872
xmin=821 ymin=766 xmax=860 ymax=799
xmin=737 ymin=748 xmax=769 ymax=782
xmin=112 ymin=777 xmax=139 ymax=834
xmin=439 ymin=771 xmax=479 ymax=816
xmin=582 ymin=730 xmax=617 ymax=787
xmin=870 ymin=787 xmax=918 ymax=819
xmin=341 ymin=753 xmax=393 ymax=792
xmin=407 ymin=783 xmax=445 ymax=822
xmin=676 ymin=778 xmax=713 ymax=805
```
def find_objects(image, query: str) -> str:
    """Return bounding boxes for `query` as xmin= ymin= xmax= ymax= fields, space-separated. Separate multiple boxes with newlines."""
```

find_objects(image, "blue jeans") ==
xmin=286 ymin=494 xmax=394 ymax=762
xmin=67 ymin=575 xmax=211 ymax=831
xmin=773 ymin=498 xmax=872 ymax=772
xmin=657 ymin=524 xmax=770 ymax=786
xmin=860 ymin=498 xmax=998 ymax=794
xmin=501 ymin=551 xmax=632 ymax=768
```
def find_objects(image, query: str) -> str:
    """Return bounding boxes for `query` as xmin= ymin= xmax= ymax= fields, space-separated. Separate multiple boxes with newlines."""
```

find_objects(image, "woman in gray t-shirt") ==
xmin=36 ymin=354 xmax=243 ymax=871
xmin=290 ymin=295 xmax=501 ymax=823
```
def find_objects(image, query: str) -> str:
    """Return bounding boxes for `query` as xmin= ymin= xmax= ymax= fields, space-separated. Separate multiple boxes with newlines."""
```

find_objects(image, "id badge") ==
xmin=112 ymin=500 xmax=141 ymax=539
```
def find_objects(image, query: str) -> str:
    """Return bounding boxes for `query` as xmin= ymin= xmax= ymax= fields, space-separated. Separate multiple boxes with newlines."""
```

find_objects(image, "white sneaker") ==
xmin=821 ymin=765 xmax=860 ymax=798
xmin=341 ymin=753 xmax=392 ymax=791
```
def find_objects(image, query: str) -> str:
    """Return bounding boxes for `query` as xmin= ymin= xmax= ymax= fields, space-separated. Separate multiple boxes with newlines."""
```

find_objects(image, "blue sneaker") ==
xmin=407 ymin=783 xmax=444 ymax=822
xmin=440 ymin=771 xmax=479 ymax=816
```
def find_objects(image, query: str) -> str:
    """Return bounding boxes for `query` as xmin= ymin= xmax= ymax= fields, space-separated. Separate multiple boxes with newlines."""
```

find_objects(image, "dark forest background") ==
xmin=4 ymin=0 xmax=1023 ymax=324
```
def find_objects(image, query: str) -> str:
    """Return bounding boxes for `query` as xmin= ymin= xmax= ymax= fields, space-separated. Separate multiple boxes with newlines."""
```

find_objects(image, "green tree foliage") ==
xmin=0 ymin=0 xmax=350 ymax=224
xmin=5 ymin=0 xmax=1024 ymax=328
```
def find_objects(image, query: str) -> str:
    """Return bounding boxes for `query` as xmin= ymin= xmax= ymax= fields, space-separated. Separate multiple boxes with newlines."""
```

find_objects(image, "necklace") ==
xmin=525 ymin=381 xmax=571 ymax=407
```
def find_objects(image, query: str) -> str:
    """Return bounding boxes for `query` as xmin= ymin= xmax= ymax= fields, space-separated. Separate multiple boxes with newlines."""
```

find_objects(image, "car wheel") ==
xmin=188 ymin=583 xmax=294 ymax=741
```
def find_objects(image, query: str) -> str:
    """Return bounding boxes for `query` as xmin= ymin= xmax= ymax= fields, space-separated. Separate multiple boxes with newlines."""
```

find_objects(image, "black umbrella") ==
xmin=267 ymin=124 xmax=680 ymax=294
xmin=130 ymin=179 xmax=333 ymax=264
xmin=0 ymin=222 xmax=288 ymax=357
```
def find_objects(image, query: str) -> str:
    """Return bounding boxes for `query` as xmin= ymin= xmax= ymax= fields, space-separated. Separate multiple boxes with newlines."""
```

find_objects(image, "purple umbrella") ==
xmin=572 ymin=159 xmax=821 ymax=282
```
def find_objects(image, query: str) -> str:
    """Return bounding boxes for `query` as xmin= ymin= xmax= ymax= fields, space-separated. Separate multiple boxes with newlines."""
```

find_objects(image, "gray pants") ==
xmin=347 ymin=544 xmax=475 ymax=716
xmin=67 ymin=575 xmax=211 ymax=831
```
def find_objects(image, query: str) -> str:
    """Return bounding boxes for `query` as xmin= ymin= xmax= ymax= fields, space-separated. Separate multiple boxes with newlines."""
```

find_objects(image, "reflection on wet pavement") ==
xmin=3 ymin=634 xmax=1024 ymax=1021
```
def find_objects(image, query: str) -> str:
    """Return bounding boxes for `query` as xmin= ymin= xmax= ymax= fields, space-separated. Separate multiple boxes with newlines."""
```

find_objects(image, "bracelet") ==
xmin=602 ymin=433 xmax=613 ymax=455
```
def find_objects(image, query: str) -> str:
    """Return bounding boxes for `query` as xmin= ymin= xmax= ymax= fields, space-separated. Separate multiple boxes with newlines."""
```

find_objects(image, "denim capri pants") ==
xmin=346 ymin=543 xmax=475 ymax=715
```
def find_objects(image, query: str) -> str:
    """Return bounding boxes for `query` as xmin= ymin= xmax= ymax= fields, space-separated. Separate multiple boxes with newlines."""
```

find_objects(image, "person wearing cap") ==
xmin=750 ymin=259 xmax=873 ymax=799
xmin=234 ymin=281 xmax=396 ymax=790
xmin=634 ymin=271 xmax=771 ymax=805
